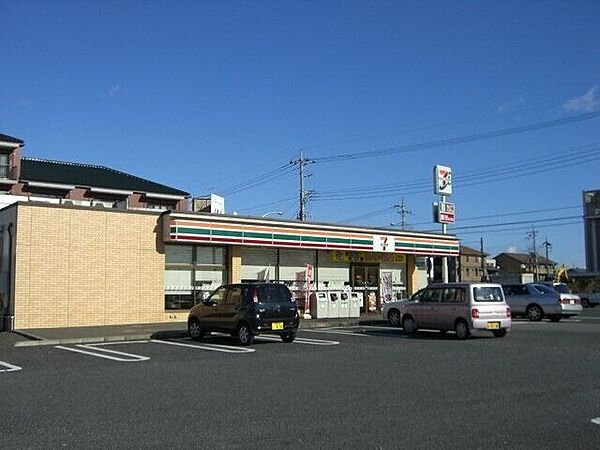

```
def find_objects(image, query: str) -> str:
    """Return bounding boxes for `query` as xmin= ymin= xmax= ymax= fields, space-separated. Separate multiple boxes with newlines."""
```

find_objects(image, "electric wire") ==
xmin=312 ymin=111 xmax=600 ymax=163
xmin=456 ymin=220 xmax=583 ymax=236
xmin=410 ymin=205 xmax=580 ymax=226
xmin=427 ymin=214 xmax=582 ymax=233
xmin=317 ymin=143 xmax=600 ymax=200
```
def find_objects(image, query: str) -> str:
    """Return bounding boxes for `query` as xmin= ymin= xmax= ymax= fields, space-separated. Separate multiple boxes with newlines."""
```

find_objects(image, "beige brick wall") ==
xmin=229 ymin=246 xmax=241 ymax=283
xmin=13 ymin=204 xmax=187 ymax=329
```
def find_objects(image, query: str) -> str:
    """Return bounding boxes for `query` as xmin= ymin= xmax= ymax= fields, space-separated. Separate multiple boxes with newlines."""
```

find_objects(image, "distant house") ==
xmin=0 ymin=132 xmax=190 ymax=211
xmin=494 ymin=252 xmax=556 ymax=282
xmin=459 ymin=245 xmax=488 ymax=282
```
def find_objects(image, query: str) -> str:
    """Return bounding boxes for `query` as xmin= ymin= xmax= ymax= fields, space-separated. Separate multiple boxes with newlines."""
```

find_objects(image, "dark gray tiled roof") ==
xmin=460 ymin=245 xmax=487 ymax=256
xmin=20 ymin=157 xmax=189 ymax=197
xmin=495 ymin=252 xmax=554 ymax=265
xmin=0 ymin=133 xmax=24 ymax=144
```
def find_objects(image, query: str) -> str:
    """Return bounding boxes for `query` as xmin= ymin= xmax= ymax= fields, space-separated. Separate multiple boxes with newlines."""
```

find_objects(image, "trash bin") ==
xmin=328 ymin=291 xmax=340 ymax=319
xmin=349 ymin=292 xmax=362 ymax=318
xmin=310 ymin=292 xmax=329 ymax=319
xmin=338 ymin=292 xmax=350 ymax=318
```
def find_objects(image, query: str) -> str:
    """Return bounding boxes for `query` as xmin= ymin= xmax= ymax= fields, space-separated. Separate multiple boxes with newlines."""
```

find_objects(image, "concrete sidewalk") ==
xmin=12 ymin=314 xmax=387 ymax=347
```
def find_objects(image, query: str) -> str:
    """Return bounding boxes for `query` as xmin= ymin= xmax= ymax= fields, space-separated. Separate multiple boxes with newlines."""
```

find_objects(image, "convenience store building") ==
xmin=0 ymin=202 xmax=459 ymax=330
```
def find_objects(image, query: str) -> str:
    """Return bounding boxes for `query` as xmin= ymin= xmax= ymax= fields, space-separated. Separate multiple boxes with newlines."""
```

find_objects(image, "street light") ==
xmin=261 ymin=211 xmax=283 ymax=218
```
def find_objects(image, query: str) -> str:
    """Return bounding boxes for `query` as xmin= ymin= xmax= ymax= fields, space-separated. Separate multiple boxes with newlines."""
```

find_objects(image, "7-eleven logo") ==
xmin=373 ymin=235 xmax=395 ymax=253
xmin=434 ymin=165 xmax=453 ymax=195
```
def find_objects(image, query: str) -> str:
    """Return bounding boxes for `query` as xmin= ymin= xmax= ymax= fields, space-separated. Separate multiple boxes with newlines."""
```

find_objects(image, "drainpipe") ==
xmin=6 ymin=223 xmax=13 ymax=331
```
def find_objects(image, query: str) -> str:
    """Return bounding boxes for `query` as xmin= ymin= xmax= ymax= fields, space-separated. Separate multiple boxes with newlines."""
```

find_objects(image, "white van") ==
xmin=400 ymin=283 xmax=512 ymax=339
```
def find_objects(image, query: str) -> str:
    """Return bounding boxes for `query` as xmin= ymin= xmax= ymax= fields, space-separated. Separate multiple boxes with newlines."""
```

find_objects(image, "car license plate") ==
xmin=271 ymin=322 xmax=284 ymax=331
xmin=487 ymin=322 xmax=500 ymax=330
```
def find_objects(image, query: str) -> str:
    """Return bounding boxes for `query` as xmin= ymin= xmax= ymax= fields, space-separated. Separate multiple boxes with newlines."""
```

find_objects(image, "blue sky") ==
xmin=1 ymin=0 xmax=599 ymax=267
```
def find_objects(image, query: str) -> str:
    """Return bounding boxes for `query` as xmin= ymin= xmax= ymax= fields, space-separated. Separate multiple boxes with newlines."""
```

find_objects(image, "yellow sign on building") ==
xmin=331 ymin=251 xmax=406 ymax=264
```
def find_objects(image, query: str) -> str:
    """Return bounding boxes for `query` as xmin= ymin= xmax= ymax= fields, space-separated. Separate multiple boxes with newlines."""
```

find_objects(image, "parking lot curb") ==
xmin=11 ymin=317 xmax=383 ymax=347
xmin=13 ymin=333 xmax=154 ymax=348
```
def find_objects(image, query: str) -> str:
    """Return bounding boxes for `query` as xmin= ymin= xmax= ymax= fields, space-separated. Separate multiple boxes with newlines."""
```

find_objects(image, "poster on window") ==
xmin=381 ymin=271 xmax=393 ymax=303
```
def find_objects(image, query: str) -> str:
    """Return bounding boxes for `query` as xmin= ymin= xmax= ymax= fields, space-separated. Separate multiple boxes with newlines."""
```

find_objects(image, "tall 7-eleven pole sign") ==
xmin=434 ymin=165 xmax=454 ymax=283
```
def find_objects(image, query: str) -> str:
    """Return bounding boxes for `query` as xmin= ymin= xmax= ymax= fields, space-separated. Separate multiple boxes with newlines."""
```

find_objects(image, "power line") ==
xmin=318 ymin=143 xmax=600 ymax=201
xmin=428 ymin=214 xmax=581 ymax=232
xmin=218 ymin=164 xmax=296 ymax=196
xmin=457 ymin=220 xmax=583 ymax=236
xmin=312 ymin=111 xmax=600 ymax=163
xmin=410 ymin=205 xmax=581 ymax=226
xmin=336 ymin=143 xmax=600 ymax=222
xmin=236 ymin=195 xmax=297 ymax=212
xmin=318 ymin=142 xmax=600 ymax=196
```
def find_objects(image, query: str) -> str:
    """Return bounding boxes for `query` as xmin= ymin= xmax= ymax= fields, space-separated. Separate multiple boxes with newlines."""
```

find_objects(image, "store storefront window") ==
xmin=164 ymin=245 xmax=227 ymax=310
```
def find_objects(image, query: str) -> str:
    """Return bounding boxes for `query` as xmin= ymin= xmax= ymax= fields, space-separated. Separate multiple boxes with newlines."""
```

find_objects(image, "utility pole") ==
xmin=392 ymin=197 xmax=413 ymax=230
xmin=543 ymin=237 xmax=552 ymax=281
xmin=480 ymin=237 xmax=489 ymax=282
xmin=291 ymin=149 xmax=313 ymax=221
xmin=527 ymin=226 xmax=539 ymax=282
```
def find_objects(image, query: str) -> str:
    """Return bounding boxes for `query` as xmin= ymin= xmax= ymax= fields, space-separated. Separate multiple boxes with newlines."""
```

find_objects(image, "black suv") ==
xmin=187 ymin=283 xmax=300 ymax=346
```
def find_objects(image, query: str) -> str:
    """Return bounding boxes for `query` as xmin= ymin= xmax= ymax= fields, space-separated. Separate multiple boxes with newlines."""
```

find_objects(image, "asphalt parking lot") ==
xmin=1 ymin=310 xmax=600 ymax=449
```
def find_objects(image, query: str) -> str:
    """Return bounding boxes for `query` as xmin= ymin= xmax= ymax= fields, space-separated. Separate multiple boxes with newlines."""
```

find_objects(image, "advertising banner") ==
xmin=437 ymin=202 xmax=456 ymax=224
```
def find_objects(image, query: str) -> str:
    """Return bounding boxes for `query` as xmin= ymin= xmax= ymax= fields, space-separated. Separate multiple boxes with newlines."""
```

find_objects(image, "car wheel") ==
xmin=188 ymin=319 xmax=204 ymax=341
xmin=281 ymin=331 xmax=296 ymax=343
xmin=402 ymin=316 xmax=417 ymax=335
xmin=492 ymin=329 xmax=507 ymax=338
xmin=388 ymin=309 xmax=401 ymax=327
xmin=526 ymin=305 xmax=543 ymax=322
xmin=581 ymin=298 xmax=590 ymax=308
xmin=454 ymin=320 xmax=470 ymax=340
xmin=549 ymin=316 xmax=561 ymax=322
xmin=237 ymin=322 xmax=254 ymax=346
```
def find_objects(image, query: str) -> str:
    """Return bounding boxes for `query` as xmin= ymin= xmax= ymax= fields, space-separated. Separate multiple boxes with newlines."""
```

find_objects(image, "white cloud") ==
xmin=108 ymin=84 xmax=121 ymax=97
xmin=497 ymin=97 xmax=525 ymax=113
xmin=563 ymin=85 xmax=599 ymax=113
xmin=505 ymin=246 xmax=519 ymax=253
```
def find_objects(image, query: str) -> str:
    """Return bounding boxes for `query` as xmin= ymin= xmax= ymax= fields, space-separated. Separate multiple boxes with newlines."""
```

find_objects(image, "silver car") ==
xmin=399 ymin=283 xmax=511 ymax=339
xmin=382 ymin=288 xmax=424 ymax=326
xmin=503 ymin=283 xmax=582 ymax=321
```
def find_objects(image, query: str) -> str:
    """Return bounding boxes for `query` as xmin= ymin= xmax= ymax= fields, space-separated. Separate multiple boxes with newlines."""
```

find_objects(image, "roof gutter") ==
xmin=144 ymin=192 xmax=187 ymax=201
xmin=26 ymin=181 xmax=76 ymax=190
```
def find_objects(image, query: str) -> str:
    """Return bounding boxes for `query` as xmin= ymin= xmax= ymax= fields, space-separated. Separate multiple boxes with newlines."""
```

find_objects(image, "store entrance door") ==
xmin=351 ymin=264 xmax=380 ymax=313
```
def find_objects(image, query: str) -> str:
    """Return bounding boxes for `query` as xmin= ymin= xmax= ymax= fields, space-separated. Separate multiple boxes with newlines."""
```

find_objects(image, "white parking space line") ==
xmin=55 ymin=345 xmax=150 ymax=362
xmin=89 ymin=340 xmax=150 ymax=346
xmin=591 ymin=417 xmax=600 ymax=425
xmin=0 ymin=360 xmax=22 ymax=373
xmin=358 ymin=325 xmax=400 ymax=331
xmin=256 ymin=335 xmax=340 ymax=346
xmin=511 ymin=322 xmax=548 ymax=325
xmin=303 ymin=329 xmax=371 ymax=337
xmin=151 ymin=339 xmax=255 ymax=353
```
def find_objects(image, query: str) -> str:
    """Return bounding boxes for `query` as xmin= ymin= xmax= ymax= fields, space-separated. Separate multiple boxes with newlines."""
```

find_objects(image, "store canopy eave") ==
xmin=163 ymin=212 xmax=459 ymax=257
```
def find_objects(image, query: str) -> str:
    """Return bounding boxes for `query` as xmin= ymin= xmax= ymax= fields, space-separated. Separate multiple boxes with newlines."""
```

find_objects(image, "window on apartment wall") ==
xmin=164 ymin=245 xmax=227 ymax=310
xmin=0 ymin=154 xmax=9 ymax=179
xmin=147 ymin=202 xmax=176 ymax=211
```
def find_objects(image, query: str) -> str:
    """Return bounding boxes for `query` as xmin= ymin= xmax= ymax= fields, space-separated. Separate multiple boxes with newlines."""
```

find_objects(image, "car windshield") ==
xmin=473 ymin=286 xmax=504 ymax=302
xmin=411 ymin=289 xmax=425 ymax=301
